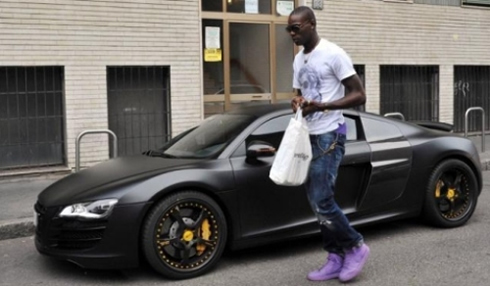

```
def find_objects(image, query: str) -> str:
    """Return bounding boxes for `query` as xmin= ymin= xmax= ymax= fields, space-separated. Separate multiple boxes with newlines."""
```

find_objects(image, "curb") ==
xmin=0 ymin=218 xmax=34 ymax=241
xmin=1 ymin=160 xmax=490 ymax=241
xmin=481 ymin=160 xmax=490 ymax=172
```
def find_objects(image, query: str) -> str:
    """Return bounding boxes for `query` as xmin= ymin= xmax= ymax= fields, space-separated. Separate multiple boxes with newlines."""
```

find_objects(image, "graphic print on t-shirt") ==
xmin=298 ymin=64 xmax=328 ymax=123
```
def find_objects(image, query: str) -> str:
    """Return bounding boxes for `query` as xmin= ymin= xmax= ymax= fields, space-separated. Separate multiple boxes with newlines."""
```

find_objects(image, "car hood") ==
xmin=38 ymin=155 xmax=204 ymax=207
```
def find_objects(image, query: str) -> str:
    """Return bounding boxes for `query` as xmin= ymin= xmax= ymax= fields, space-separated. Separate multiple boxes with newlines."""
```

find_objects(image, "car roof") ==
xmin=227 ymin=102 xmax=291 ymax=117
xmin=228 ymin=102 xmax=360 ymax=118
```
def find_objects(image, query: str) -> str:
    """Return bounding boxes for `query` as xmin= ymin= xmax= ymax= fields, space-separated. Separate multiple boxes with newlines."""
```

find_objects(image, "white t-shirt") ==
xmin=293 ymin=39 xmax=356 ymax=135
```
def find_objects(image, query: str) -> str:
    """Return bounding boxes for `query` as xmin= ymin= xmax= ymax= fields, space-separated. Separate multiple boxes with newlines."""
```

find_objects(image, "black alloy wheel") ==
xmin=142 ymin=191 xmax=227 ymax=279
xmin=423 ymin=159 xmax=479 ymax=228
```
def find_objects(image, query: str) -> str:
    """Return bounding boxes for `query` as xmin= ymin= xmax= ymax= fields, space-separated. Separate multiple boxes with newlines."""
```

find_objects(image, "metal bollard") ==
xmin=75 ymin=129 xmax=118 ymax=172
xmin=464 ymin=107 xmax=485 ymax=152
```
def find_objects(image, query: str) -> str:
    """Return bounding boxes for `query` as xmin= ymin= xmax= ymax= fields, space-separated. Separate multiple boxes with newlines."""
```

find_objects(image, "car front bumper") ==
xmin=34 ymin=201 xmax=151 ymax=269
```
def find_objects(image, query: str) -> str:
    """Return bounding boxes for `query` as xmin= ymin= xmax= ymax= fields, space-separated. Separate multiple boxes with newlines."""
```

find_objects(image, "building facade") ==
xmin=0 ymin=0 xmax=489 ymax=173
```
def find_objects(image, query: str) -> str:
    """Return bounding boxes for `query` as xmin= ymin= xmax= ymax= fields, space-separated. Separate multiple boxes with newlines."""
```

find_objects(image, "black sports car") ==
xmin=34 ymin=103 xmax=482 ymax=279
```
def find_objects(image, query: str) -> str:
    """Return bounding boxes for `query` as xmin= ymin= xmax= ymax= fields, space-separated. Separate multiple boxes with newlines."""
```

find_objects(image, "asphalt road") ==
xmin=2 ymin=172 xmax=490 ymax=286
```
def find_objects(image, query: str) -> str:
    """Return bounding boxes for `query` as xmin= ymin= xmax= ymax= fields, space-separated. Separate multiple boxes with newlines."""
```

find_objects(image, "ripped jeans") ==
xmin=306 ymin=131 xmax=363 ymax=255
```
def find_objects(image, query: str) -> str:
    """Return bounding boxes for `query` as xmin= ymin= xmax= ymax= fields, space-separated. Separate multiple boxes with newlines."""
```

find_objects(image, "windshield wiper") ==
xmin=142 ymin=150 xmax=177 ymax=158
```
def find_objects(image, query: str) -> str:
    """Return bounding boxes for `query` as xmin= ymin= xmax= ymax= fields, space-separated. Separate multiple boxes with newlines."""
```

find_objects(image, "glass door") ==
xmin=202 ymin=0 xmax=297 ymax=116
xmin=274 ymin=23 xmax=295 ymax=102
xmin=228 ymin=22 xmax=271 ymax=110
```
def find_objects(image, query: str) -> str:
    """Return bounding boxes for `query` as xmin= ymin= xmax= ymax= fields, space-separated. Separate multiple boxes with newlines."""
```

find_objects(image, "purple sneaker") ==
xmin=339 ymin=243 xmax=370 ymax=282
xmin=307 ymin=253 xmax=343 ymax=281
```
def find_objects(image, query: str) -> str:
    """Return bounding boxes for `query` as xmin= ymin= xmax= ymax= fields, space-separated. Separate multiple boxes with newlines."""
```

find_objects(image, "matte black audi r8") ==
xmin=34 ymin=103 xmax=482 ymax=279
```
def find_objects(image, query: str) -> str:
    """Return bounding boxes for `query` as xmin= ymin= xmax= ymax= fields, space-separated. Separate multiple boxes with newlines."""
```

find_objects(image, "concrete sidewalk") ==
xmin=0 ymin=173 xmax=68 ymax=240
xmin=1 ymin=134 xmax=490 ymax=241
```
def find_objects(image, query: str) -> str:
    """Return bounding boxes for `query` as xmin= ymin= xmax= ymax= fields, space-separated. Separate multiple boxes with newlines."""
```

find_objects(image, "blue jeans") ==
xmin=306 ymin=131 xmax=363 ymax=254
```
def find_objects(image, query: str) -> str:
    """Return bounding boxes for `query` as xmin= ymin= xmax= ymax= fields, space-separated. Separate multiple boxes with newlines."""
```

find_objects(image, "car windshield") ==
xmin=157 ymin=114 xmax=255 ymax=159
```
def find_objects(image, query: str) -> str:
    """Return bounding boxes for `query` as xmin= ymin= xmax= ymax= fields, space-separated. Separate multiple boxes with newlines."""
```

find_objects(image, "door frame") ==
xmin=201 ymin=0 xmax=299 ymax=111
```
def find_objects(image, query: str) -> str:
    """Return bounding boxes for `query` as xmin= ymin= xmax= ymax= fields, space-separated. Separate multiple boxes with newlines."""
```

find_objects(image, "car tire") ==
xmin=423 ymin=159 xmax=479 ymax=228
xmin=141 ymin=191 xmax=227 ymax=279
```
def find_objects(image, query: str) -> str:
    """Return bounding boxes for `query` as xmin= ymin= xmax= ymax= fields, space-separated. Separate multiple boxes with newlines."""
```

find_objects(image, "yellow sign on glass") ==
xmin=204 ymin=49 xmax=222 ymax=62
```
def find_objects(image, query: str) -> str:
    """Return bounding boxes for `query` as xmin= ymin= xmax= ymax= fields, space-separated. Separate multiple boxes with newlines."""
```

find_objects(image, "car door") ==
xmin=230 ymin=114 xmax=372 ymax=239
xmin=358 ymin=116 xmax=412 ymax=210
xmin=335 ymin=116 xmax=371 ymax=215
xmin=229 ymin=114 xmax=314 ymax=239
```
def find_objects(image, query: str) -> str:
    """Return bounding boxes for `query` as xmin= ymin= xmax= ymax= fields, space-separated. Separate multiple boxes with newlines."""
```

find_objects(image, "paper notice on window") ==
xmin=245 ymin=0 xmax=258 ymax=14
xmin=204 ymin=49 xmax=222 ymax=62
xmin=205 ymin=26 xmax=220 ymax=49
xmin=277 ymin=1 xmax=294 ymax=16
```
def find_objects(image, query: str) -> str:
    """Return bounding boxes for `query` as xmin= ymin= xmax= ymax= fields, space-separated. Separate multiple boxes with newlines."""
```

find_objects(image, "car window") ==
xmin=231 ymin=114 xmax=292 ymax=157
xmin=247 ymin=114 xmax=292 ymax=149
xmin=232 ymin=114 xmax=361 ymax=158
xmin=361 ymin=117 xmax=403 ymax=142
xmin=231 ymin=114 xmax=360 ymax=158
xmin=345 ymin=116 xmax=357 ymax=141
xmin=161 ymin=114 xmax=255 ymax=158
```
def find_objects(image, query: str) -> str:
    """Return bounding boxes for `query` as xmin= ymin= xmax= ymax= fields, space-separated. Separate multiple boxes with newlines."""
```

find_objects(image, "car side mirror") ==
xmin=246 ymin=141 xmax=276 ymax=159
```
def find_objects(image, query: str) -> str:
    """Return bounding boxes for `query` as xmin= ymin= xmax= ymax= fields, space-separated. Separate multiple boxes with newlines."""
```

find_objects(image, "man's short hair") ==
xmin=290 ymin=6 xmax=316 ymax=24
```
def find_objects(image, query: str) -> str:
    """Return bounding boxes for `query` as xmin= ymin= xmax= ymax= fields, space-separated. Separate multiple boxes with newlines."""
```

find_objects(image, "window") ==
xmin=247 ymin=114 xmax=291 ymax=150
xmin=231 ymin=114 xmax=291 ymax=157
xmin=202 ymin=0 xmax=223 ymax=12
xmin=228 ymin=0 xmax=272 ymax=14
xmin=453 ymin=66 xmax=490 ymax=133
xmin=229 ymin=23 xmax=271 ymax=95
xmin=362 ymin=117 xmax=403 ymax=143
xmin=202 ymin=19 xmax=224 ymax=97
xmin=162 ymin=114 xmax=254 ymax=159
xmin=345 ymin=116 xmax=358 ymax=141
xmin=462 ymin=0 xmax=490 ymax=8
xmin=0 ymin=67 xmax=65 ymax=170
xmin=107 ymin=66 xmax=171 ymax=156
xmin=202 ymin=0 xmax=296 ymax=115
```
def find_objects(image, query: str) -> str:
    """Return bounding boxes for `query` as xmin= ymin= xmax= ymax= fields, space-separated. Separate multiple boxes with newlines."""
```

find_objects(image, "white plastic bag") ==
xmin=269 ymin=108 xmax=312 ymax=186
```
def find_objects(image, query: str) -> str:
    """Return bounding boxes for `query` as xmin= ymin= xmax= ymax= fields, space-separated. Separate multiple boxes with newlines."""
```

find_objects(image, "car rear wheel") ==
xmin=423 ymin=159 xmax=479 ymax=228
xmin=141 ymin=191 xmax=227 ymax=279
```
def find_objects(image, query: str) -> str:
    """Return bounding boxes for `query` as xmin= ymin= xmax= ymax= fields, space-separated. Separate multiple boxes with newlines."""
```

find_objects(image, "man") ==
xmin=287 ymin=6 xmax=369 ymax=282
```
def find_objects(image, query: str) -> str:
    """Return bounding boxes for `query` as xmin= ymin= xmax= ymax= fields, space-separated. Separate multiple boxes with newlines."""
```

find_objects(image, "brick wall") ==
xmin=1 ymin=0 xmax=488 ymax=170
xmin=0 ymin=0 xmax=202 ymax=169
xmin=309 ymin=0 xmax=490 ymax=123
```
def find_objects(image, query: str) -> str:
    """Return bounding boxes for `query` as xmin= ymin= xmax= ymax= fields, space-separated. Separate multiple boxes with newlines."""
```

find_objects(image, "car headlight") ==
xmin=59 ymin=199 xmax=118 ymax=219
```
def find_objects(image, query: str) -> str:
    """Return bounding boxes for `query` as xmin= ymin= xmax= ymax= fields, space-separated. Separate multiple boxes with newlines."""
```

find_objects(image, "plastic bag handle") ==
xmin=294 ymin=108 xmax=303 ymax=121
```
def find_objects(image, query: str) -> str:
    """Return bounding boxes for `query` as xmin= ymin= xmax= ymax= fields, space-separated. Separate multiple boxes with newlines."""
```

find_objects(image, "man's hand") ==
xmin=292 ymin=97 xmax=327 ymax=116
xmin=291 ymin=96 xmax=307 ymax=113
xmin=301 ymin=100 xmax=325 ymax=116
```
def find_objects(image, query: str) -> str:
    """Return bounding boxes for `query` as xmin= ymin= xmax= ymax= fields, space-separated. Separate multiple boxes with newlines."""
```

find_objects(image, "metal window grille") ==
xmin=461 ymin=0 xmax=490 ymax=8
xmin=380 ymin=65 xmax=439 ymax=122
xmin=453 ymin=66 xmax=490 ymax=133
xmin=0 ymin=66 xmax=65 ymax=170
xmin=414 ymin=0 xmax=460 ymax=6
xmin=107 ymin=66 xmax=171 ymax=157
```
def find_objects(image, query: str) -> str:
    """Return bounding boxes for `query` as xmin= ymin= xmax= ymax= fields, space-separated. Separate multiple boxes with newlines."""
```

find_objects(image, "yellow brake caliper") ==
xmin=435 ymin=180 xmax=443 ymax=198
xmin=197 ymin=219 xmax=211 ymax=255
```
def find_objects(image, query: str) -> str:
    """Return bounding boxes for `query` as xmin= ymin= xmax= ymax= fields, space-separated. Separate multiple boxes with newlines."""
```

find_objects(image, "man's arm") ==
xmin=326 ymin=74 xmax=366 ymax=109
xmin=302 ymin=74 xmax=366 ymax=115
